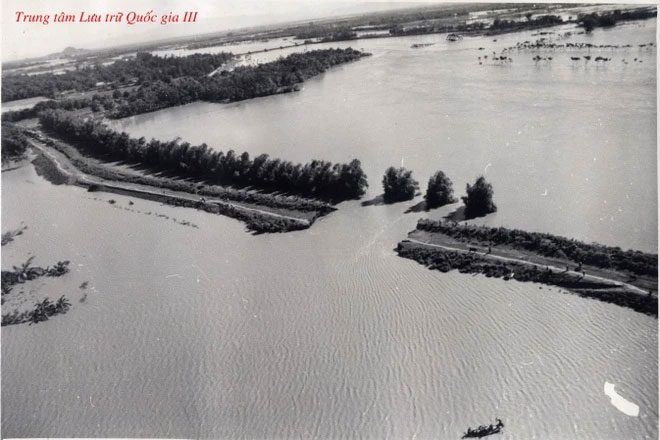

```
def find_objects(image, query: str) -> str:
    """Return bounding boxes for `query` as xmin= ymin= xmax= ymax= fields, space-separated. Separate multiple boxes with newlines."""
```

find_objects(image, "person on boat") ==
xmin=496 ymin=418 xmax=504 ymax=428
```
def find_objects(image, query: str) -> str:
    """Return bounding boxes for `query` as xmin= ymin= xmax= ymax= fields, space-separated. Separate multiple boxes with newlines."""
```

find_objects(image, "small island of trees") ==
xmin=424 ymin=170 xmax=456 ymax=209
xmin=461 ymin=176 xmax=497 ymax=218
xmin=382 ymin=167 xmax=418 ymax=203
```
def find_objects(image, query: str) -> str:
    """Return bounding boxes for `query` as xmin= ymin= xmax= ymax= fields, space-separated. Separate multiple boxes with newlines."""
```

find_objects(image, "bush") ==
xmin=425 ymin=170 xmax=456 ymax=208
xmin=382 ymin=167 xmax=418 ymax=203
xmin=1 ymin=122 xmax=30 ymax=163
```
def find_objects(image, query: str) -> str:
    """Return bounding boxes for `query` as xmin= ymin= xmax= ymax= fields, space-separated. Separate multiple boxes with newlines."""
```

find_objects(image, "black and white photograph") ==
xmin=1 ymin=1 xmax=657 ymax=438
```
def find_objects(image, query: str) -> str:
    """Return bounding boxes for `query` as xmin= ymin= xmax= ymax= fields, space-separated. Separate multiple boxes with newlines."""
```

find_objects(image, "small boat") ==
xmin=462 ymin=419 xmax=504 ymax=438
xmin=447 ymin=33 xmax=463 ymax=42
xmin=411 ymin=43 xmax=435 ymax=49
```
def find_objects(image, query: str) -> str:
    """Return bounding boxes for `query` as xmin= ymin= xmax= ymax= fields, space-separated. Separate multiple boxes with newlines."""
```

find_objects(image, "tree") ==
xmin=382 ymin=167 xmax=418 ymax=203
xmin=1 ymin=122 xmax=31 ymax=163
xmin=425 ymin=171 xmax=456 ymax=208
xmin=461 ymin=176 xmax=497 ymax=218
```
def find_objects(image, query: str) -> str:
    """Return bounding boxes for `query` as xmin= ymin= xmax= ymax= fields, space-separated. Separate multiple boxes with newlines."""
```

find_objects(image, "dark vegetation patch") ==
xmin=382 ymin=167 xmax=418 ymax=203
xmin=461 ymin=176 xmax=497 ymax=219
xmin=2 ymin=296 xmax=71 ymax=326
xmin=107 ymin=49 xmax=369 ymax=118
xmin=31 ymin=153 xmax=71 ymax=185
xmin=1 ymin=224 xmax=28 ymax=246
xmin=2 ymin=253 xmax=74 ymax=326
xmin=2 ymin=52 xmax=233 ymax=101
xmin=1 ymin=122 xmax=31 ymax=163
xmin=2 ymin=49 xmax=369 ymax=122
xmin=2 ymin=257 xmax=70 ymax=296
xmin=579 ymin=8 xmax=657 ymax=32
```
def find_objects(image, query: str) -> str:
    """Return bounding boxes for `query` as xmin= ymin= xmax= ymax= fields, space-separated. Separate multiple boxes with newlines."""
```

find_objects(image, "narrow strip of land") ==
xmin=29 ymin=138 xmax=314 ymax=232
xmin=396 ymin=221 xmax=657 ymax=316
xmin=405 ymin=238 xmax=648 ymax=296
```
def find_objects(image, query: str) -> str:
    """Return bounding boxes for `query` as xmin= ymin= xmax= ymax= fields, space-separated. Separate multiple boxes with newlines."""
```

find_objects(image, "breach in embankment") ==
xmin=396 ymin=219 xmax=658 ymax=316
xmin=2 ymin=49 xmax=372 ymax=233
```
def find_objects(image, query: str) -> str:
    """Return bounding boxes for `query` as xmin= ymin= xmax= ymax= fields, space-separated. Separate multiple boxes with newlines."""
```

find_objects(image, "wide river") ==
xmin=3 ymin=22 xmax=657 ymax=438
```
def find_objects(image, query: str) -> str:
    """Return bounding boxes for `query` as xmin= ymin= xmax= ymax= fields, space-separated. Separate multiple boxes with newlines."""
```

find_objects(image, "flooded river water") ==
xmin=2 ymin=21 xmax=657 ymax=439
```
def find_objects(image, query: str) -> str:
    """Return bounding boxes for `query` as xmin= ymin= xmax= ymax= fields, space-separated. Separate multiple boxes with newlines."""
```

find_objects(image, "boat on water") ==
xmin=447 ymin=33 xmax=463 ymax=42
xmin=462 ymin=419 xmax=504 ymax=438
xmin=411 ymin=43 xmax=435 ymax=48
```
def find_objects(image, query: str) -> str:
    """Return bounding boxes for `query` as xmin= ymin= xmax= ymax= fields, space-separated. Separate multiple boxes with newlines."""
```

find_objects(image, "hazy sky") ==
xmin=1 ymin=0 xmax=438 ymax=61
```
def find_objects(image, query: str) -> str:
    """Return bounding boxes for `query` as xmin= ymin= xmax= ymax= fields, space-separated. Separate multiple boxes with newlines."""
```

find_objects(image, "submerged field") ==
xmin=2 ymin=19 xmax=658 ymax=439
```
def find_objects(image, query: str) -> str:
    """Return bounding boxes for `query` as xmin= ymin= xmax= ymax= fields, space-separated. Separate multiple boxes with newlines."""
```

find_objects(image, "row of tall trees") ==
xmin=381 ymin=166 xmax=496 ymax=217
xmin=38 ymin=109 xmax=368 ymax=200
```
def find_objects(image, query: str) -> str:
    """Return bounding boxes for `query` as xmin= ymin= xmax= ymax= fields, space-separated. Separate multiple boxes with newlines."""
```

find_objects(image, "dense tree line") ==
xmin=490 ymin=14 xmax=563 ymax=31
xmin=382 ymin=167 xmax=418 ymax=203
xmin=425 ymin=171 xmax=456 ymax=208
xmin=110 ymin=48 xmax=368 ymax=118
xmin=462 ymin=176 xmax=496 ymax=218
xmin=321 ymin=31 xmax=358 ymax=42
xmin=416 ymin=219 xmax=658 ymax=276
xmin=1 ymin=122 xmax=31 ymax=163
xmin=579 ymin=9 xmax=656 ymax=32
xmin=2 ymin=52 xmax=233 ymax=102
xmin=38 ymin=109 xmax=368 ymax=200
xmin=396 ymin=241 xmax=657 ymax=316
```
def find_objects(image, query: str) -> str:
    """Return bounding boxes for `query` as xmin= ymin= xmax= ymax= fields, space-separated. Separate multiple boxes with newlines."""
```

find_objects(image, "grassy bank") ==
xmin=29 ymin=131 xmax=333 ymax=233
